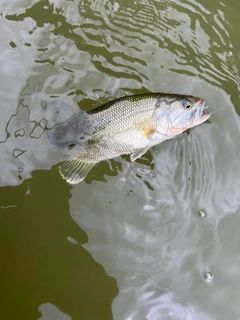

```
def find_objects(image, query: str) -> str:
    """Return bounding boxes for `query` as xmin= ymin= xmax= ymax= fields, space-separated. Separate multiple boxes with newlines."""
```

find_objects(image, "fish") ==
xmin=45 ymin=93 xmax=210 ymax=184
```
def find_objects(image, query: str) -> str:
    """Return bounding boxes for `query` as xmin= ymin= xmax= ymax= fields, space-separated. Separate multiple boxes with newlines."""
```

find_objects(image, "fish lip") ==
xmin=188 ymin=98 xmax=210 ymax=128
xmin=197 ymin=98 xmax=211 ymax=121
xmin=198 ymin=98 xmax=205 ymax=118
xmin=200 ymin=110 xmax=211 ymax=121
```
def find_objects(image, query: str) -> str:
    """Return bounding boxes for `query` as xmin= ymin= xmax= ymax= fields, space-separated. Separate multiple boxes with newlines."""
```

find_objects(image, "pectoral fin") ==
xmin=130 ymin=118 xmax=158 ymax=161
xmin=136 ymin=118 xmax=158 ymax=139
xmin=130 ymin=147 xmax=150 ymax=162
xmin=59 ymin=157 xmax=96 ymax=184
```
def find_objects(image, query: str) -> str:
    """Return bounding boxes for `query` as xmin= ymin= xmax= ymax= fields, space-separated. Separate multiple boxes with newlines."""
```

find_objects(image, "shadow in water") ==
xmin=0 ymin=168 xmax=118 ymax=320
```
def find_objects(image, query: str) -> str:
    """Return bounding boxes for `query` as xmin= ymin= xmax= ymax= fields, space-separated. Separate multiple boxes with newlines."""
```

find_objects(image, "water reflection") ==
xmin=38 ymin=303 xmax=72 ymax=320
xmin=0 ymin=99 xmax=52 ymax=185
xmin=5 ymin=0 xmax=240 ymax=98
xmin=69 ymin=85 xmax=240 ymax=319
xmin=2 ymin=0 xmax=240 ymax=319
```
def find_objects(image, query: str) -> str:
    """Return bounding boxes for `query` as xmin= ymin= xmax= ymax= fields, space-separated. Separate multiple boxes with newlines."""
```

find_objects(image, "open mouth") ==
xmin=188 ymin=99 xmax=210 ymax=128
xmin=197 ymin=98 xmax=211 ymax=121
xmin=198 ymin=99 xmax=206 ymax=118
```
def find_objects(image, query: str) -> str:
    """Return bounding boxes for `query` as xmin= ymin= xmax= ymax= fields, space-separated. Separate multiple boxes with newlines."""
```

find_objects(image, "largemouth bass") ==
xmin=46 ymin=93 xmax=210 ymax=184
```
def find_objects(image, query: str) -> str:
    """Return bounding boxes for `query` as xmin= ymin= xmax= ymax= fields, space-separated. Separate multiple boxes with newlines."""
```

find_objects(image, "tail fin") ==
xmin=45 ymin=100 xmax=93 ymax=147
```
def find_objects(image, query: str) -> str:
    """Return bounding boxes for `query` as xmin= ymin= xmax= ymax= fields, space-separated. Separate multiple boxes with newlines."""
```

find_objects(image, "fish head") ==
xmin=156 ymin=95 xmax=211 ymax=136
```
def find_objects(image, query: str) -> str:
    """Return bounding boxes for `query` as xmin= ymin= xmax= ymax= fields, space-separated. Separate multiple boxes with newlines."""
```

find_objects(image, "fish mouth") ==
xmin=192 ymin=98 xmax=211 ymax=125
xmin=198 ymin=98 xmax=206 ymax=117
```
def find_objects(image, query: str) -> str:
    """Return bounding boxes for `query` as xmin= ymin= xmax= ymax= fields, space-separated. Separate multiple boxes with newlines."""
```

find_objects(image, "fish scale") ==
xmin=46 ymin=93 xmax=210 ymax=184
xmin=89 ymin=95 xmax=158 ymax=130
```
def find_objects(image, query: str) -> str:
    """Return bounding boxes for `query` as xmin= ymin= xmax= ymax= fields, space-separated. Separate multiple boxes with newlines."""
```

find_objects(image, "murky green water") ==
xmin=1 ymin=0 xmax=240 ymax=319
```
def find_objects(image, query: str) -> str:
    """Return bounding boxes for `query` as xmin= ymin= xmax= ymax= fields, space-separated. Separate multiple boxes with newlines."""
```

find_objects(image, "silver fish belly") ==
xmin=45 ymin=93 xmax=210 ymax=184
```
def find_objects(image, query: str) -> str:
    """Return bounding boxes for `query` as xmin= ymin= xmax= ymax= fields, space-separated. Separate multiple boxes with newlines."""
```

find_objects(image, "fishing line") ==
xmin=209 ymin=100 xmax=240 ymax=115
xmin=210 ymin=107 xmax=228 ymax=115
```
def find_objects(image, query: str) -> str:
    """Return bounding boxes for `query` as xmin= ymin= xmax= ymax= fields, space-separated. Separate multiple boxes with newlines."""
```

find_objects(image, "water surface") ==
xmin=1 ymin=0 xmax=240 ymax=319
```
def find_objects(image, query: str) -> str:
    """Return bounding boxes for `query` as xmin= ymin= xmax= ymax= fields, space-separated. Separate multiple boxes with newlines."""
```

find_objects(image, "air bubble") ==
xmin=199 ymin=208 xmax=207 ymax=218
xmin=204 ymin=271 xmax=213 ymax=282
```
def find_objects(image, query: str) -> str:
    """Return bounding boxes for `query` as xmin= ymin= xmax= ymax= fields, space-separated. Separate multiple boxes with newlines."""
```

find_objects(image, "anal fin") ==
xmin=59 ymin=157 xmax=96 ymax=184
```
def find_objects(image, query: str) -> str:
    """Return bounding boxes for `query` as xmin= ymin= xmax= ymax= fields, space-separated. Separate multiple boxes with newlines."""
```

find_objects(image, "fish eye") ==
xmin=183 ymin=100 xmax=193 ymax=110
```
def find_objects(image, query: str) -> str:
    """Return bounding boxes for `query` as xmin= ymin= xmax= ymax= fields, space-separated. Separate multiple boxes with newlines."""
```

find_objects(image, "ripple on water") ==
xmin=2 ymin=0 xmax=240 ymax=319
xmin=70 ymin=84 xmax=240 ymax=320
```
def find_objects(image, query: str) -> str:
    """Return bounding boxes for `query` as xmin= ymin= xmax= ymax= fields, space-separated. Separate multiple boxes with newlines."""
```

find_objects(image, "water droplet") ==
xmin=199 ymin=208 xmax=207 ymax=218
xmin=204 ymin=271 xmax=213 ymax=281
xmin=41 ymin=101 xmax=47 ymax=109
xmin=18 ymin=167 xmax=23 ymax=173
xmin=15 ymin=128 xmax=25 ymax=138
